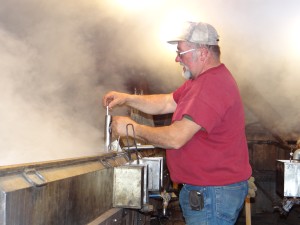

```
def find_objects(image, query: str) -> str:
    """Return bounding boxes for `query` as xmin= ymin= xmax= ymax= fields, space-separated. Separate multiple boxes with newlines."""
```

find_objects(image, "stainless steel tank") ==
xmin=0 ymin=149 xmax=162 ymax=225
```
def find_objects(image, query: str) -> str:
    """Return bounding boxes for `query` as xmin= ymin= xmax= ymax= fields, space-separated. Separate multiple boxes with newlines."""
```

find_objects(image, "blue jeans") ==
xmin=179 ymin=181 xmax=248 ymax=225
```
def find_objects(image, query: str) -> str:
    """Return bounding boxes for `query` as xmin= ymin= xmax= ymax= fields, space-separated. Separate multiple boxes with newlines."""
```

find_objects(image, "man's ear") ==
xmin=198 ymin=48 xmax=208 ymax=60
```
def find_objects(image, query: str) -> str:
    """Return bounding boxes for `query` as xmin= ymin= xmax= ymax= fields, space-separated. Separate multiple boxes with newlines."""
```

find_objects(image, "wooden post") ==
xmin=245 ymin=197 xmax=251 ymax=225
xmin=172 ymin=182 xmax=178 ymax=190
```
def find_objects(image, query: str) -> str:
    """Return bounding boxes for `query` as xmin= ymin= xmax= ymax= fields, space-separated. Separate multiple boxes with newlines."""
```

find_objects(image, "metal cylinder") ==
xmin=293 ymin=149 xmax=300 ymax=160
xmin=105 ymin=114 xmax=112 ymax=151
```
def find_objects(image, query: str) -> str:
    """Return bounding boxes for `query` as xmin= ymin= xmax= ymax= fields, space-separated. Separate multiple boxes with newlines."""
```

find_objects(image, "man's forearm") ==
xmin=133 ymin=118 xmax=200 ymax=149
xmin=134 ymin=124 xmax=177 ymax=149
xmin=126 ymin=94 xmax=176 ymax=115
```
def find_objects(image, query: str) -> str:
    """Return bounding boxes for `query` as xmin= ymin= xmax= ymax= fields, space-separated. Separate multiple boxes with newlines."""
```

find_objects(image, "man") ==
xmin=102 ymin=21 xmax=252 ymax=225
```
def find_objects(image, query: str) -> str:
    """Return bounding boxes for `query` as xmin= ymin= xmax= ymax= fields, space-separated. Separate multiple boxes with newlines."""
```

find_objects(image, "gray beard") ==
xmin=180 ymin=62 xmax=192 ymax=80
xmin=182 ymin=69 xmax=192 ymax=80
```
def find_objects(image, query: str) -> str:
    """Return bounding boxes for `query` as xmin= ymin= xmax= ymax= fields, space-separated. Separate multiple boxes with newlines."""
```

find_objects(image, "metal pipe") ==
xmin=104 ymin=106 xmax=112 ymax=152
xmin=126 ymin=124 xmax=139 ymax=164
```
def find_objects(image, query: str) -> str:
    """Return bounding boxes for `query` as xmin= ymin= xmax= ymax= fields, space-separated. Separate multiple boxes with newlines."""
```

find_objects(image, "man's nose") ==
xmin=175 ymin=55 xmax=181 ymax=62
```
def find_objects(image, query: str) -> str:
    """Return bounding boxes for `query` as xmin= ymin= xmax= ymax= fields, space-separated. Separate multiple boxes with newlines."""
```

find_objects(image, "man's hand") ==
xmin=247 ymin=176 xmax=257 ymax=198
xmin=111 ymin=116 xmax=138 ymax=138
xmin=102 ymin=91 xmax=129 ymax=109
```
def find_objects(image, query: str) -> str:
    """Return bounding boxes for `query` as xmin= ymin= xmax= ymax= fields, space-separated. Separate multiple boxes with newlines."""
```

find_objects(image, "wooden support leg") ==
xmin=172 ymin=182 xmax=178 ymax=190
xmin=245 ymin=197 xmax=251 ymax=225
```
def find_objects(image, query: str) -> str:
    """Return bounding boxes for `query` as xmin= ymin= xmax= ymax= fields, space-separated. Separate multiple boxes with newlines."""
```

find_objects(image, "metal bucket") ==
xmin=276 ymin=160 xmax=300 ymax=197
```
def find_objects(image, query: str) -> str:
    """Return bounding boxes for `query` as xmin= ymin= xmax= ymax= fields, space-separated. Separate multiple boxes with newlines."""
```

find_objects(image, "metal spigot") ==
xmin=161 ymin=190 xmax=171 ymax=216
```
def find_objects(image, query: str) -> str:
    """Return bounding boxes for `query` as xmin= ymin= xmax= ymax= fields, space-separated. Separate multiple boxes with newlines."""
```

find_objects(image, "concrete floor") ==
xmin=150 ymin=200 xmax=300 ymax=225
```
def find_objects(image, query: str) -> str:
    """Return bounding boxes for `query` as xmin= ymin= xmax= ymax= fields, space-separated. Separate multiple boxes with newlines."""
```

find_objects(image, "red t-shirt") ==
xmin=166 ymin=64 xmax=252 ymax=186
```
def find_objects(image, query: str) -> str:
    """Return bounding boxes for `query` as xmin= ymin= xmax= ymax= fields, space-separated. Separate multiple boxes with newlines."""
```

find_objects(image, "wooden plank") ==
xmin=87 ymin=208 xmax=122 ymax=225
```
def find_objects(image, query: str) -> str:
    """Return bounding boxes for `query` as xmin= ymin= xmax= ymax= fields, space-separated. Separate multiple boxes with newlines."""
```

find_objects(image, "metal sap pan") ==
xmin=0 ymin=155 xmax=116 ymax=225
xmin=276 ymin=160 xmax=300 ymax=197
xmin=140 ymin=157 xmax=163 ymax=192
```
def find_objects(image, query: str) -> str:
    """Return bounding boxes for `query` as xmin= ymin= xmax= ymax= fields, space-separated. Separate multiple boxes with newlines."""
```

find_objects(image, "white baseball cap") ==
xmin=168 ymin=21 xmax=219 ymax=45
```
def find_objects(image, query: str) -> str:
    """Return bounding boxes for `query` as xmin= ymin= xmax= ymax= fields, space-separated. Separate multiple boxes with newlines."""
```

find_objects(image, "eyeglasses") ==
xmin=176 ymin=48 xmax=196 ymax=58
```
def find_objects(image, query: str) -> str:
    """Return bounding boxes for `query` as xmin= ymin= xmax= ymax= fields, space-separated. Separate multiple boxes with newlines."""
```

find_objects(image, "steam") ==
xmin=0 ymin=0 xmax=300 ymax=165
